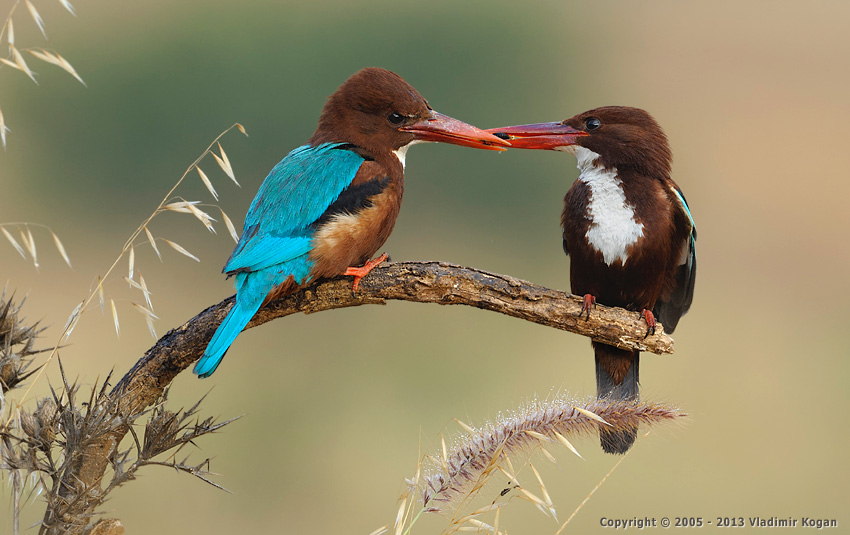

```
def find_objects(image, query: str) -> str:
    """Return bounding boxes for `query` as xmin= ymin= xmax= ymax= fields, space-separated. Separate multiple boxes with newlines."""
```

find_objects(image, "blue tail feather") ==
xmin=194 ymin=297 xmax=263 ymax=378
xmin=195 ymin=259 xmax=311 ymax=378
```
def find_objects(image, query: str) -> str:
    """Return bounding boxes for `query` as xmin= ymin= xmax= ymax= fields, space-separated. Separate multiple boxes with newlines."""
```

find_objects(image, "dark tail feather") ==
xmin=594 ymin=342 xmax=640 ymax=454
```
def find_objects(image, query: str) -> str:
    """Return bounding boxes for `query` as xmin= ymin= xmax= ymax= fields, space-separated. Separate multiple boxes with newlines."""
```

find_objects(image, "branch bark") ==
xmin=49 ymin=260 xmax=674 ymax=533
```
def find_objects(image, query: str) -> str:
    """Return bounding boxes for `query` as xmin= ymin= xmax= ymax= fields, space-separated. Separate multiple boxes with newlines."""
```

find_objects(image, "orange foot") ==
xmin=343 ymin=253 xmax=388 ymax=293
xmin=579 ymin=293 xmax=596 ymax=320
xmin=640 ymin=309 xmax=657 ymax=338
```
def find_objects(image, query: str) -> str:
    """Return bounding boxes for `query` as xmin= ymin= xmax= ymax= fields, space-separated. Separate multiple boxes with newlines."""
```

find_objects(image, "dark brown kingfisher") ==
xmin=489 ymin=107 xmax=696 ymax=453
xmin=193 ymin=67 xmax=509 ymax=378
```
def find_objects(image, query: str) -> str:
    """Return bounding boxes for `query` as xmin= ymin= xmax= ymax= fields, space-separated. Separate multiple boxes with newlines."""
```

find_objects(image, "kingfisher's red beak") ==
xmin=486 ymin=122 xmax=588 ymax=150
xmin=401 ymin=111 xmax=510 ymax=151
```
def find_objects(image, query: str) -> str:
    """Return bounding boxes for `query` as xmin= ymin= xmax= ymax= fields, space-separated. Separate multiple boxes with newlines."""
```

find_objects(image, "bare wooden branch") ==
xmin=46 ymin=260 xmax=674 ymax=534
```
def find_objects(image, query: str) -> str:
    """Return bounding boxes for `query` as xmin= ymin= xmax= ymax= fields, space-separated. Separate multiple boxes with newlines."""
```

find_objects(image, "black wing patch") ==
xmin=654 ymin=243 xmax=696 ymax=333
xmin=311 ymin=176 xmax=391 ymax=229
xmin=653 ymin=185 xmax=697 ymax=333
xmin=332 ymin=143 xmax=375 ymax=161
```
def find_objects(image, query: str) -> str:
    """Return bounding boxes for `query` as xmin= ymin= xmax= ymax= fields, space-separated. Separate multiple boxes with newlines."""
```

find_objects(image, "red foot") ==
xmin=640 ymin=309 xmax=657 ymax=338
xmin=343 ymin=253 xmax=388 ymax=293
xmin=580 ymin=294 xmax=596 ymax=320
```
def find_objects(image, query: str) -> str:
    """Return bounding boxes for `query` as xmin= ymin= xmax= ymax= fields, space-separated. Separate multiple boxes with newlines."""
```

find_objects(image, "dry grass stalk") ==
xmin=196 ymin=166 xmax=218 ymax=200
xmin=219 ymin=207 xmax=239 ymax=243
xmin=26 ymin=48 xmax=85 ymax=85
xmin=0 ymin=0 xmax=82 ymax=148
xmin=1 ymin=223 xmax=71 ymax=270
xmin=0 ymin=104 xmax=9 ymax=147
xmin=4 ymin=124 xmax=248 ymax=422
xmin=555 ymin=448 xmax=632 ymax=534
xmin=0 ymin=226 xmax=24 ymax=257
xmin=57 ymin=0 xmax=74 ymax=16
xmin=212 ymin=143 xmax=238 ymax=186
xmin=24 ymin=1 xmax=45 ymax=39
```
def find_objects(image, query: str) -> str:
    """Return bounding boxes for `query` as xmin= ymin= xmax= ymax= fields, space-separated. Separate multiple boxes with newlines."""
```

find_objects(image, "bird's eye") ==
xmin=388 ymin=112 xmax=405 ymax=125
xmin=585 ymin=117 xmax=601 ymax=130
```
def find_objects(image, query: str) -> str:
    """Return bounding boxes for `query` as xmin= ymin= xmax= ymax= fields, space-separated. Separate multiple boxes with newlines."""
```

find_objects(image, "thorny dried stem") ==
xmin=2 ymin=293 xmax=236 ymax=534
xmin=3 ymin=369 xmax=235 ymax=534
xmin=0 ymin=290 xmax=46 ymax=397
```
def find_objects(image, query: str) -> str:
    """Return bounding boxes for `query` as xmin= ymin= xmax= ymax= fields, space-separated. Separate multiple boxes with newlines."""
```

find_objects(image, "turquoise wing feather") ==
xmin=224 ymin=143 xmax=365 ymax=275
xmin=195 ymin=143 xmax=364 ymax=377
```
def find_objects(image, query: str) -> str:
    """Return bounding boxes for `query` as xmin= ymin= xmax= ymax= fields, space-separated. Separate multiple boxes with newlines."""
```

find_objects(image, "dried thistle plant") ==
xmin=1 ymin=337 xmax=238 ymax=535
xmin=107 ymin=387 xmax=240 ymax=493
xmin=0 ymin=0 xmax=83 ymax=148
xmin=392 ymin=397 xmax=686 ymax=534
xmin=0 ymin=290 xmax=47 ymax=398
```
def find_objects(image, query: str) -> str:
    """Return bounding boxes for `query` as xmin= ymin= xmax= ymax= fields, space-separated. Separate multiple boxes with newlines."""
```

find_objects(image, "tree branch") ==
xmin=47 ymin=260 xmax=674 ymax=533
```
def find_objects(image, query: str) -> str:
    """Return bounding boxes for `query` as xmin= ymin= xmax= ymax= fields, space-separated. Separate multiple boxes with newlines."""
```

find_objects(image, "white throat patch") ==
xmin=393 ymin=140 xmax=421 ymax=169
xmin=571 ymin=147 xmax=644 ymax=266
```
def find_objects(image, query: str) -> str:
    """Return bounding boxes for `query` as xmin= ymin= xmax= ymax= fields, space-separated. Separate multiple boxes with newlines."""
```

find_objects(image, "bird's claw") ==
xmin=343 ymin=252 xmax=389 ymax=293
xmin=640 ymin=309 xmax=657 ymax=338
xmin=579 ymin=294 xmax=596 ymax=320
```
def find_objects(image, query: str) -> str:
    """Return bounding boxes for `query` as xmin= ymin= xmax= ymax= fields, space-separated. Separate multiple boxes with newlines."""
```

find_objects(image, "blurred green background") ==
xmin=2 ymin=0 xmax=849 ymax=533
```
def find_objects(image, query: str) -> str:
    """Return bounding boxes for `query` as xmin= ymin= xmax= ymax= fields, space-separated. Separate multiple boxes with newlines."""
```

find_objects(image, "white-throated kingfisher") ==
xmin=489 ymin=107 xmax=696 ymax=453
xmin=194 ymin=67 xmax=508 ymax=378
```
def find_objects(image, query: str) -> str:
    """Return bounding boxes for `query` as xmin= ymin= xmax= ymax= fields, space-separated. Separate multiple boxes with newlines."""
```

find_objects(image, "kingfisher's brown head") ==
xmin=490 ymin=106 xmax=671 ymax=177
xmin=310 ymin=67 xmax=508 ymax=159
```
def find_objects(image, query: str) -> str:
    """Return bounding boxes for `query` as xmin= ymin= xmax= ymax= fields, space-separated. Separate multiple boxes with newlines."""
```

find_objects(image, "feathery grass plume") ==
xmin=417 ymin=397 xmax=685 ymax=512
xmin=0 ymin=0 xmax=85 ymax=148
